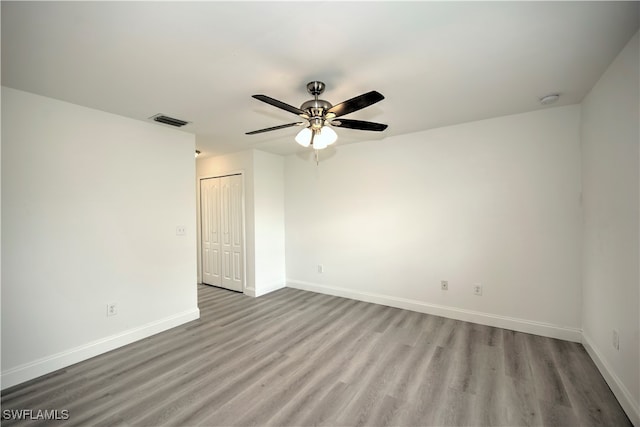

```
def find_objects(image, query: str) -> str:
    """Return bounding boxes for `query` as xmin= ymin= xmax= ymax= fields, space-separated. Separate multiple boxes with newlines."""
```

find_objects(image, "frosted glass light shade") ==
xmin=318 ymin=126 xmax=338 ymax=145
xmin=312 ymin=137 xmax=328 ymax=150
xmin=312 ymin=126 xmax=337 ymax=150
xmin=295 ymin=126 xmax=337 ymax=150
xmin=295 ymin=127 xmax=312 ymax=147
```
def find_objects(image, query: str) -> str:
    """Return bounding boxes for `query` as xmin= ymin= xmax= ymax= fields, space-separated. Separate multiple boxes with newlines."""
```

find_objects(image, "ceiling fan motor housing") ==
xmin=300 ymin=99 xmax=333 ymax=129
xmin=301 ymin=81 xmax=333 ymax=129
xmin=300 ymin=99 xmax=332 ymax=112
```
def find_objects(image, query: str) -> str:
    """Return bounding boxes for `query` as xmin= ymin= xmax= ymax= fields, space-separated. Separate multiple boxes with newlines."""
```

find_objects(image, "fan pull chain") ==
xmin=315 ymin=149 xmax=319 ymax=165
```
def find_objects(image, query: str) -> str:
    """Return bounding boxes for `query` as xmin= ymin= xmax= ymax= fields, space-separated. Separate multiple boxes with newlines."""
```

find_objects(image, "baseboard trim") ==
xmin=582 ymin=333 xmax=640 ymax=426
xmin=1 ymin=308 xmax=200 ymax=390
xmin=287 ymin=280 xmax=582 ymax=342
xmin=255 ymin=282 xmax=286 ymax=297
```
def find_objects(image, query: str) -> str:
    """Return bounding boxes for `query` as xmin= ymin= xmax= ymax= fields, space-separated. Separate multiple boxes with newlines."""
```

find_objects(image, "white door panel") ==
xmin=201 ymin=179 xmax=220 ymax=287
xmin=201 ymin=175 xmax=243 ymax=292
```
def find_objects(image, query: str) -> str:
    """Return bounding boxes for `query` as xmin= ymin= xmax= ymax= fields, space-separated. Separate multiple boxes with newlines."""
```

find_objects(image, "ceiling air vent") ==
xmin=150 ymin=113 xmax=190 ymax=127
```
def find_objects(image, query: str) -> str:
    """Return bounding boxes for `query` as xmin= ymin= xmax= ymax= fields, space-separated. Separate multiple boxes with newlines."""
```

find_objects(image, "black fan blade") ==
xmin=326 ymin=91 xmax=384 ymax=118
xmin=331 ymin=119 xmax=388 ymax=131
xmin=252 ymin=95 xmax=307 ymax=116
xmin=246 ymin=122 xmax=304 ymax=135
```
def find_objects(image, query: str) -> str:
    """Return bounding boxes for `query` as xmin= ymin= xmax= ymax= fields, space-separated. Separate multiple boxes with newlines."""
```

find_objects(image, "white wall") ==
xmin=253 ymin=150 xmax=286 ymax=296
xmin=196 ymin=149 xmax=286 ymax=297
xmin=580 ymin=32 xmax=639 ymax=425
xmin=1 ymin=87 xmax=199 ymax=389
xmin=285 ymin=105 xmax=583 ymax=341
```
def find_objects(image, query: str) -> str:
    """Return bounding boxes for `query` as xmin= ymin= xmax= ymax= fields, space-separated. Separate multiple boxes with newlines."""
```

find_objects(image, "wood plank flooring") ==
xmin=2 ymin=284 xmax=632 ymax=426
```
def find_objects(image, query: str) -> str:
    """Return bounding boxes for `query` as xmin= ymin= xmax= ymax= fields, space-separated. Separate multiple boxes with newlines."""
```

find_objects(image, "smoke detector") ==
xmin=539 ymin=94 xmax=560 ymax=105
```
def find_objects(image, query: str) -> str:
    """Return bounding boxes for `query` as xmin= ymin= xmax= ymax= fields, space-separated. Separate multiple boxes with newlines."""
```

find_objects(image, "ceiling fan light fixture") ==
xmin=317 ymin=126 xmax=337 ymax=146
xmin=295 ymin=127 xmax=312 ymax=147
xmin=297 ymin=126 xmax=337 ymax=150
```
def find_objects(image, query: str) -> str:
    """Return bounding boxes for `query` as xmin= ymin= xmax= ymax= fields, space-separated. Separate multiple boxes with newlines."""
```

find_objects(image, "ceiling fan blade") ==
xmin=252 ymin=94 xmax=307 ymax=116
xmin=326 ymin=91 xmax=385 ymax=118
xmin=331 ymin=119 xmax=388 ymax=131
xmin=245 ymin=122 xmax=304 ymax=135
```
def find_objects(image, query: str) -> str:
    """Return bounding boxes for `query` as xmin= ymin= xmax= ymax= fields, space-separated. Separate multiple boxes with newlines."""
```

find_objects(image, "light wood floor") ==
xmin=2 ymin=284 xmax=632 ymax=426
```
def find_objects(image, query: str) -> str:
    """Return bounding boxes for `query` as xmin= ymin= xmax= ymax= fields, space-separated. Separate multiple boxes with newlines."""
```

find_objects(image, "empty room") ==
xmin=1 ymin=1 xmax=639 ymax=426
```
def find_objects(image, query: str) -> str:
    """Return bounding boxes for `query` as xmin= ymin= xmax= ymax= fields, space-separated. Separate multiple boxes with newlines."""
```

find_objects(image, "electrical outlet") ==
xmin=318 ymin=264 xmax=324 ymax=273
xmin=107 ymin=303 xmax=118 ymax=317
xmin=473 ymin=283 xmax=483 ymax=296
xmin=176 ymin=226 xmax=186 ymax=236
xmin=612 ymin=329 xmax=620 ymax=351
xmin=441 ymin=280 xmax=449 ymax=290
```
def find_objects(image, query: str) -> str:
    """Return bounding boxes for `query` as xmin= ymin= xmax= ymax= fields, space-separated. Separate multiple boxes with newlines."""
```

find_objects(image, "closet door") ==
xmin=201 ymin=178 xmax=222 ymax=287
xmin=220 ymin=174 xmax=244 ymax=292
xmin=201 ymin=174 xmax=244 ymax=292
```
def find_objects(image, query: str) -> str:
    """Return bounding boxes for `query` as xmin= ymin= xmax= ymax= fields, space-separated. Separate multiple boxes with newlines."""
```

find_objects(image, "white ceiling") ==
xmin=2 ymin=1 xmax=639 ymax=158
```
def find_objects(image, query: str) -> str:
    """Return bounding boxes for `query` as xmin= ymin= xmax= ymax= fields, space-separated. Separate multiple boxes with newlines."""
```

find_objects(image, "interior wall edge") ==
xmin=582 ymin=332 xmax=640 ymax=426
xmin=286 ymin=280 xmax=582 ymax=343
xmin=0 ymin=308 xmax=200 ymax=391
xmin=254 ymin=282 xmax=287 ymax=297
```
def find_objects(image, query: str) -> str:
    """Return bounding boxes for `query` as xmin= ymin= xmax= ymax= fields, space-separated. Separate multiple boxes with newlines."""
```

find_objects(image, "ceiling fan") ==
xmin=246 ymin=81 xmax=388 ymax=152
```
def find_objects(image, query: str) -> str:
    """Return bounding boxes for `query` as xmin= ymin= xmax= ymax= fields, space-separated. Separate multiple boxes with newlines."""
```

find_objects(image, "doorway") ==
xmin=200 ymin=174 xmax=244 ymax=292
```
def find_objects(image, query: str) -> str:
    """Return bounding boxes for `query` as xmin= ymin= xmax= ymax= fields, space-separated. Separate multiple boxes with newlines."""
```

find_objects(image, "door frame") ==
xmin=197 ymin=172 xmax=247 ymax=294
